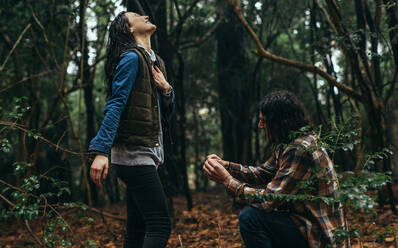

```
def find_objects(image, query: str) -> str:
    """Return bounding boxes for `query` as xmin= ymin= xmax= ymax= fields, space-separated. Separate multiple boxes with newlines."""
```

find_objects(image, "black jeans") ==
xmin=114 ymin=164 xmax=171 ymax=248
xmin=238 ymin=206 xmax=309 ymax=248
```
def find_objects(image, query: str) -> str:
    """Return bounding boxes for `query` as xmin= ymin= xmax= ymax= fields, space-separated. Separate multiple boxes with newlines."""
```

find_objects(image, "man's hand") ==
xmin=90 ymin=154 xmax=109 ymax=187
xmin=152 ymin=65 xmax=170 ymax=93
xmin=203 ymin=158 xmax=232 ymax=185
xmin=206 ymin=154 xmax=229 ymax=168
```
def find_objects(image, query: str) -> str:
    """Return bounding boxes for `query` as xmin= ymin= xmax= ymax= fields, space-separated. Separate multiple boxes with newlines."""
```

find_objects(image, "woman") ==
xmin=88 ymin=11 xmax=175 ymax=248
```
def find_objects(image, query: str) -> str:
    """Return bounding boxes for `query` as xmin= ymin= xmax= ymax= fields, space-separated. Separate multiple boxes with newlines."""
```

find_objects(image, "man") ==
xmin=203 ymin=90 xmax=346 ymax=248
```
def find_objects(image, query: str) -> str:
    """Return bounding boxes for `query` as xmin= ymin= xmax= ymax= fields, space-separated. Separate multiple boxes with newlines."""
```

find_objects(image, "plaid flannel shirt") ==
xmin=224 ymin=133 xmax=346 ymax=248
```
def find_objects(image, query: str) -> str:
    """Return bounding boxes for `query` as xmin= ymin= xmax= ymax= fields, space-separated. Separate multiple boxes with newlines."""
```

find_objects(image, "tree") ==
xmin=228 ymin=0 xmax=398 ymax=210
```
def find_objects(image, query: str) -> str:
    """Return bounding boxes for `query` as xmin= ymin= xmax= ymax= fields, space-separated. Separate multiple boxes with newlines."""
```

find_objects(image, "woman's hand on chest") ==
xmin=151 ymin=65 xmax=171 ymax=94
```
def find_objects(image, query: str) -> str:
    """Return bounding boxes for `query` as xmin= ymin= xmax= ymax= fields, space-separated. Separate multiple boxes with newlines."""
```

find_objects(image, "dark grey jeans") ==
xmin=238 ymin=206 xmax=309 ymax=248
xmin=114 ymin=164 xmax=171 ymax=248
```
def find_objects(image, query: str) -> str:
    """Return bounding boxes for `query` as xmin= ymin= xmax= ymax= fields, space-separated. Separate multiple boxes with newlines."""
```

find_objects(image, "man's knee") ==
xmin=238 ymin=206 xmax=261 ymax=231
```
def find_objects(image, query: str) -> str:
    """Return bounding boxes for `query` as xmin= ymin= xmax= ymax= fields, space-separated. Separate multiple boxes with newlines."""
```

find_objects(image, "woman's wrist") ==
xmin=163 ymin=84 xmax=172 ymax=94
xmin=95 ymin=153 xmax=108 ymax=159
xmin=89 ymin=150 xmax=108 ymax=160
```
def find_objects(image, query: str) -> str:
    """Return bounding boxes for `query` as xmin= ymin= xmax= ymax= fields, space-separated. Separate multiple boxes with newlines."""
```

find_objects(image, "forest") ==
xmin=0 ymin=0 xmax=397 ymax=247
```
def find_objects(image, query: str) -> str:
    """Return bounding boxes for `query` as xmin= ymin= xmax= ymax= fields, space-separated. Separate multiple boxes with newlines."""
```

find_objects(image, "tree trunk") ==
xmin=216 ymin=3 xmax=251 ymax=164
xmin=78 ymin=0 xmax=98 ymax=206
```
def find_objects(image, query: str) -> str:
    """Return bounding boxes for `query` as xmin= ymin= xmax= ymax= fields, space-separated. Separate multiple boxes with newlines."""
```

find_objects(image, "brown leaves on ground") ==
xmin=167 ymin=189 xmax=242 ymax=248
xmin=1 ymin=189 xmax=398 ymax=247
xmin=347 ymin=204 xmax=398 ymax=248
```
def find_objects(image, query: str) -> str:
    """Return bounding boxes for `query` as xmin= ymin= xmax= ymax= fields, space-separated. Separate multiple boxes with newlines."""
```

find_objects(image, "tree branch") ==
xmin=227 ymin=0 xmax=362 ymax=101
xmin=0 ymin=23 xmax=31 ymax=71
xmin=0 ymin=121 xmax=90 ymax=159
xmin=180 ymin=13 xmax=224 ymax=50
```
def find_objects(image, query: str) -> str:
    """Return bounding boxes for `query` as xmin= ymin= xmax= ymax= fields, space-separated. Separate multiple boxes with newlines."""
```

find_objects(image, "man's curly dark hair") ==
xmin=259 ymin=90 xmax=314 ymax=145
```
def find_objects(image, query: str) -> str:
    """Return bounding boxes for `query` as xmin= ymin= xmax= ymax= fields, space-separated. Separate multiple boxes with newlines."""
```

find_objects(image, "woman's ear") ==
xmin=125 ymin=20 xmax=134 ymax=34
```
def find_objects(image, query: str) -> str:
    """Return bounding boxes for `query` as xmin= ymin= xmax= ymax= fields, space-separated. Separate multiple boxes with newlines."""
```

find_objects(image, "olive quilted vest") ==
xmin=113 ymin=46 xmax=167 ymax=147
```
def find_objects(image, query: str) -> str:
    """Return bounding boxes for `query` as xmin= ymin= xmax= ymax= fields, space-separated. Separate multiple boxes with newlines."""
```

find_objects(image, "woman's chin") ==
xmin=134 ymin=25 xmax=156 ymax=36
xmin=147 ymin=25 xmax=157 ymax=34
xmin=149 ymin=24 xmax=157 ymax=31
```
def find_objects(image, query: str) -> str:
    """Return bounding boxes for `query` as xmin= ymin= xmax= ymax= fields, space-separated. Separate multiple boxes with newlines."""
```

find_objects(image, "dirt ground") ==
xmin=1 ymin=189 xmax=398 ymax=247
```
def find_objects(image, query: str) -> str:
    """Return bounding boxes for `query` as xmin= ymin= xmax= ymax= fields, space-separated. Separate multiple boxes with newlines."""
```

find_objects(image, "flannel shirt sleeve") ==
xmin=224 ymin=145 xmax=314 ymax=212
xmin=226 ymin=153 xmax=278 ymax=185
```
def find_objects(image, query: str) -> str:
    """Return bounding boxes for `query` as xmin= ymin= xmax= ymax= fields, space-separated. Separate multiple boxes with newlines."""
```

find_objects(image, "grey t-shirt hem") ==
xmin=111 ymin=161 xmax=159 ymax=168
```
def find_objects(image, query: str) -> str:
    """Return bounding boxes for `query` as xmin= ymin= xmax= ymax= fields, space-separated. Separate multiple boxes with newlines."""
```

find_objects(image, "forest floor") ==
xmin=1 ymin=188 xmax=398 ymax=247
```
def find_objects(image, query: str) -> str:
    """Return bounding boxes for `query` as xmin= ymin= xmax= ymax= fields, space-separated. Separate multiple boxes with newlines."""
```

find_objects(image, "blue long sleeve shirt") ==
xmin=88 ymin=51 xmax=175 ymax=156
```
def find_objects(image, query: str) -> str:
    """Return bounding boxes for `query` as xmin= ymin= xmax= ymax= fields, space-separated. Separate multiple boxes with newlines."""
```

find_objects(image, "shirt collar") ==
xmin=136 ymin=44 xmax=156 ymax=62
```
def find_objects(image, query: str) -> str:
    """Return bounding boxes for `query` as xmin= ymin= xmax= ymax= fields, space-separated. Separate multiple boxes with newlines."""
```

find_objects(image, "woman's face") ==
xmin=125 ymin=12 xmax=156 ymax=35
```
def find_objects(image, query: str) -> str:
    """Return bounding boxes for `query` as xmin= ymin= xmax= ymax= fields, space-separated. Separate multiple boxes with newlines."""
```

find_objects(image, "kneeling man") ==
xmin=203 ymin=90 xmax=346 ymax=248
